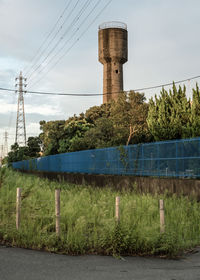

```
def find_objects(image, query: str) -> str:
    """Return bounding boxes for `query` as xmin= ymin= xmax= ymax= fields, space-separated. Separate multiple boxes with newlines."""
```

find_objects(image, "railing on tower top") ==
xmin=99 ymin=21 xmax=127 ymax=30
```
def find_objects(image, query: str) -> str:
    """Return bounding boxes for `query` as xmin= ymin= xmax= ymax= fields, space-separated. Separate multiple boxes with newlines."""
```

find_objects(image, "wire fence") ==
xmin=12 ymin=137 xmax=200 ymax=178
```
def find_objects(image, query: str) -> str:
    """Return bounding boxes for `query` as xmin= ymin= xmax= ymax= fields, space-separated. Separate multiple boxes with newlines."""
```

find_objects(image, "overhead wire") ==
xmin=23 ymin=0 xmax=73 ymax=76
xmin=27 ymin=0 xmax=82 ymax=80
xmin=28 ymin=0 xmax=112 ymax=89
xmin=29 ymin=0 xmax=102 ymax=87
xmin=0 ymin=74 xmax=200 ymax=96
xmin=27 ymin=0 xmax=91 ymax=82
xmin=1 ymin=73 xmax=199 ymax=148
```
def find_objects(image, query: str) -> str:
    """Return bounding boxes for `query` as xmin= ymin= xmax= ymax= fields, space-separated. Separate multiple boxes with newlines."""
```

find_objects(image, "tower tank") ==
xmin=98 ymin=21 xmax=128 ymax=103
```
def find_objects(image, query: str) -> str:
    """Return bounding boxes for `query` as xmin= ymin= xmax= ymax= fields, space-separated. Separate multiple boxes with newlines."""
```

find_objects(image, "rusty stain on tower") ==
xmin=98 ymin=21 xmax=128 ymax=103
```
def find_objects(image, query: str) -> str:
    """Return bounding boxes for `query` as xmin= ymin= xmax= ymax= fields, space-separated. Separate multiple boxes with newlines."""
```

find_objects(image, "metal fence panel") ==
xmin=12 ymin=137 xmax=200 ymax=178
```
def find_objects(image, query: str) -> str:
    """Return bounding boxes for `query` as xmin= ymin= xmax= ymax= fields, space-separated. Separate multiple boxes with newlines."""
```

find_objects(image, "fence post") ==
xmin=115 ymin=196 xmax=120 ymax=223
xmin=55 ymin=189 xmax=60 ymax=236
xmin=159 ymin=199 xmax=165 ymax=233
xmin=141 ymin=145 xmax=144 ymax=176
xmin=16 ymin=188 xmax=21 ymax=230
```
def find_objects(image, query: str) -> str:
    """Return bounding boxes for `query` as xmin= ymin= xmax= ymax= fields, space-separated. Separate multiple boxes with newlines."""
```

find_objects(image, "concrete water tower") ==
xmin=98 ymin=21 xmax=128 ymax=103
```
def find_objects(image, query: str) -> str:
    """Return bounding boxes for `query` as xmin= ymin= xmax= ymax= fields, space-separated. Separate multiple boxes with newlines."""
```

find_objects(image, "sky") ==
xmin=0 ymin=0 xmax=200 ymax=151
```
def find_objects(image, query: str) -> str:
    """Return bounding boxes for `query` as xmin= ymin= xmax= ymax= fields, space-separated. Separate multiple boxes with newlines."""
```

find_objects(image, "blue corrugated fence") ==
xmin=12 ymin=137 xmax=200 ymax=178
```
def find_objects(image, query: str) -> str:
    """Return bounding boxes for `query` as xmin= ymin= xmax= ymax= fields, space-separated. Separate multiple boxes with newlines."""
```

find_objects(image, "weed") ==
xmin=0 ymin=168 xmax=200 ymax=257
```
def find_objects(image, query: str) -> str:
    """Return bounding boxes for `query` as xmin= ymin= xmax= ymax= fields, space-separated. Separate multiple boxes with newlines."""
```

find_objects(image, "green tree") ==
xmin=79 ymin=91 xmax=150 ymax=149
xmin=189 ymin=84 xmax=200 ymax=137
xmin=58 ymin=117 xmax=94 ymax=153
xmin=7 ymin=137 xmax=42 ymax=164
xmin=39 ymin=120 xmax=65 ymax=155
xmin=27 ymin=137 xmax=42 ymax=157
xmin=110 ymin=91 xmax=151 ymax=145
xmin=147 ymin=83 xmax=191 ymax=141
xmin=81 ymin=117 xmax=115 ymax=149
xmin=7 ymin=143 xmax=29 ymax=164
xmin=85 ymin=103 xmax=112 ymax=124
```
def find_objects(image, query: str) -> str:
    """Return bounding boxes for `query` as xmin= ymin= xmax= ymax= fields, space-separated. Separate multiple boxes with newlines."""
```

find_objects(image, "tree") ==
xmin=27 ymin=137 xmax=42 ymax=157
xmin=81 ymin=117 xmax=115 ymax=149
xmin=39 ymin=115 xmax=95 ymax=155
xmin=39 ymin=120 xmax=65 ymax=155
xmin=7 ymin=137 xmax=42 ymax=164
xmin=85 ymin=103 xmax=112 ymax=124
xmin=7 ymin=143 xmax=29 ymax=164
xmin=189 ymin=84 xmax=200 ymax=137
xmin=58 ymin=117 xmax=94 ymax=153
xmin=147 ymin=83 xmax=191 ymax=141
xmin=77 ymin=91 xmax=151 ymax=149
xmin=110 ymin=91 xmax=151 ymax=145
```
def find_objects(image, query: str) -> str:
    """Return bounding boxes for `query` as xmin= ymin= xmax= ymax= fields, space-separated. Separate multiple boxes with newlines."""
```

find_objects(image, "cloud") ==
xmin=0 ymin=99 xmax=61 ymax=116
xmin=0 ymin=0 xmax=200 ymax=149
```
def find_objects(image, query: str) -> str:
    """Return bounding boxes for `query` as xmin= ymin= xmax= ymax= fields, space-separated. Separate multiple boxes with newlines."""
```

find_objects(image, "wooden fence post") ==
xmin=55 ymin=189 xmax=60 ymax=236
xmin=159 ymin=199 xmax=165 ymax=233
xmin=115 ymin=196 xmax=120 ymax=223
xmin=16 ymin=188 xmax=21 ymax=230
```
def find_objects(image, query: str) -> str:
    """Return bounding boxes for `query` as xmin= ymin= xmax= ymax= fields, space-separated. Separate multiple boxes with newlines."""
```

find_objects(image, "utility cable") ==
xmin=28 ymin=0 xmax=111 ymax=89
xmin=24 ymin=0 xmax=73 ymax=76
xmin=0 ymin=74 xmax=200 ymax=96
xmin=27 ymin=0 xmax=88 ymax=81
xmin=17 ymin=74 xmax=200 ymax=95
xmin=28 ymin=0 xmax=98 ymax=86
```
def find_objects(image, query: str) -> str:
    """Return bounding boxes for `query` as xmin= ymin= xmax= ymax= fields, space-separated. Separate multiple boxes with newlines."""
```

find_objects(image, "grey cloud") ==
xmin=0 ymin=0 xmax=200 ymax=139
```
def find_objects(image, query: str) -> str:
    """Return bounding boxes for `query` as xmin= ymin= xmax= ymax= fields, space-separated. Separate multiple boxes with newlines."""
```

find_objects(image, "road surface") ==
xmin=0 ymin=246 xmax=200 ymax=280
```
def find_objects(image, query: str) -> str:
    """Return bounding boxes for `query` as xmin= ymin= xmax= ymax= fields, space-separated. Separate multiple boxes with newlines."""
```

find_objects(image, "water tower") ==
xmin=98 ymin=21 xmax=128 ymax=103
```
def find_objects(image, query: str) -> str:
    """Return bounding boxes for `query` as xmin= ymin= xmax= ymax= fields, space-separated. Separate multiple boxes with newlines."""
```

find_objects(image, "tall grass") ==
xmin=0 ymin=168 xmax=200 ymax=257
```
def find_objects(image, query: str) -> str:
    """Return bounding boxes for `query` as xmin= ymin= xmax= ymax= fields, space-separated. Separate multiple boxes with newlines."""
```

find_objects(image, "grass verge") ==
xmin=0 ymin=168 xmax=200 ymax=257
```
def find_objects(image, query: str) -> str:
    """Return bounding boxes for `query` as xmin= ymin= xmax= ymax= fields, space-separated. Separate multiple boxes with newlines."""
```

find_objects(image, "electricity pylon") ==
xmin=15 ymin=72 xmax=27 ymax=146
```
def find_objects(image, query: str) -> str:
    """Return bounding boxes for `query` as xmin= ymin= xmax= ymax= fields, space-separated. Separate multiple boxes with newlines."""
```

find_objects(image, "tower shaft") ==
xmin=103 ymin=62 xmax=123 ymax=103
xmin=98 ymin=22 xmax=128 ymax=103
xmin=15 ymin=72 xmax=27 ymax=146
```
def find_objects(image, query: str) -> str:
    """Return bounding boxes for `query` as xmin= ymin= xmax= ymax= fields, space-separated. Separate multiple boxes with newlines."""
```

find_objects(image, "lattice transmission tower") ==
xmin=15 ymin=72 xmax=27 ymax=146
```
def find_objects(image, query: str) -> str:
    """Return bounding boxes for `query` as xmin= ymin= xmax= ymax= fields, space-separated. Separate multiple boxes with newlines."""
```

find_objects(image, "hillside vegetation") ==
xmin=0 ymin=168 xmax=200 ymax=257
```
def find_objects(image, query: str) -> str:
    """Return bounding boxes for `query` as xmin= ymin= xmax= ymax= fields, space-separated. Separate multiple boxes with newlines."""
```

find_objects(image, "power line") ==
xmin=26 ymin=0 xmax=83 ymax=80
xmin=27 ymin=0 xmax=95 ymax=83
xmin=0 ymin=74 xmax=200 ymax=96
xmin=24 ymin=0 xmax=73 ymax=76
xmin=28 ymin=0 xmax=104 ymax=88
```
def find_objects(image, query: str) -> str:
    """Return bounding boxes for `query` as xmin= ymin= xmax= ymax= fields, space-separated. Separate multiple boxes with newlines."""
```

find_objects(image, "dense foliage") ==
xmin=40 ymin=91 xmax=150 ymax=156
xmin=6 ymin=137 xmax=41 ymax=164
xmin=7 ymin=84 xmax=200 ymax=161
xmin=147 ymin=83 xmax=200 ymax=141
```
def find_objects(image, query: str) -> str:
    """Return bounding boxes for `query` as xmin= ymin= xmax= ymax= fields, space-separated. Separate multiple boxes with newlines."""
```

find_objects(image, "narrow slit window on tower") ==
xmin=115 ymin=69 xmax=119 ymax=74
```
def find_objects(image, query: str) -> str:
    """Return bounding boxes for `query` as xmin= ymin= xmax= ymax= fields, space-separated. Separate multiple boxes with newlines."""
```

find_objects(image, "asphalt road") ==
xmin=0 ymin=246 xmax=200 ymax=280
